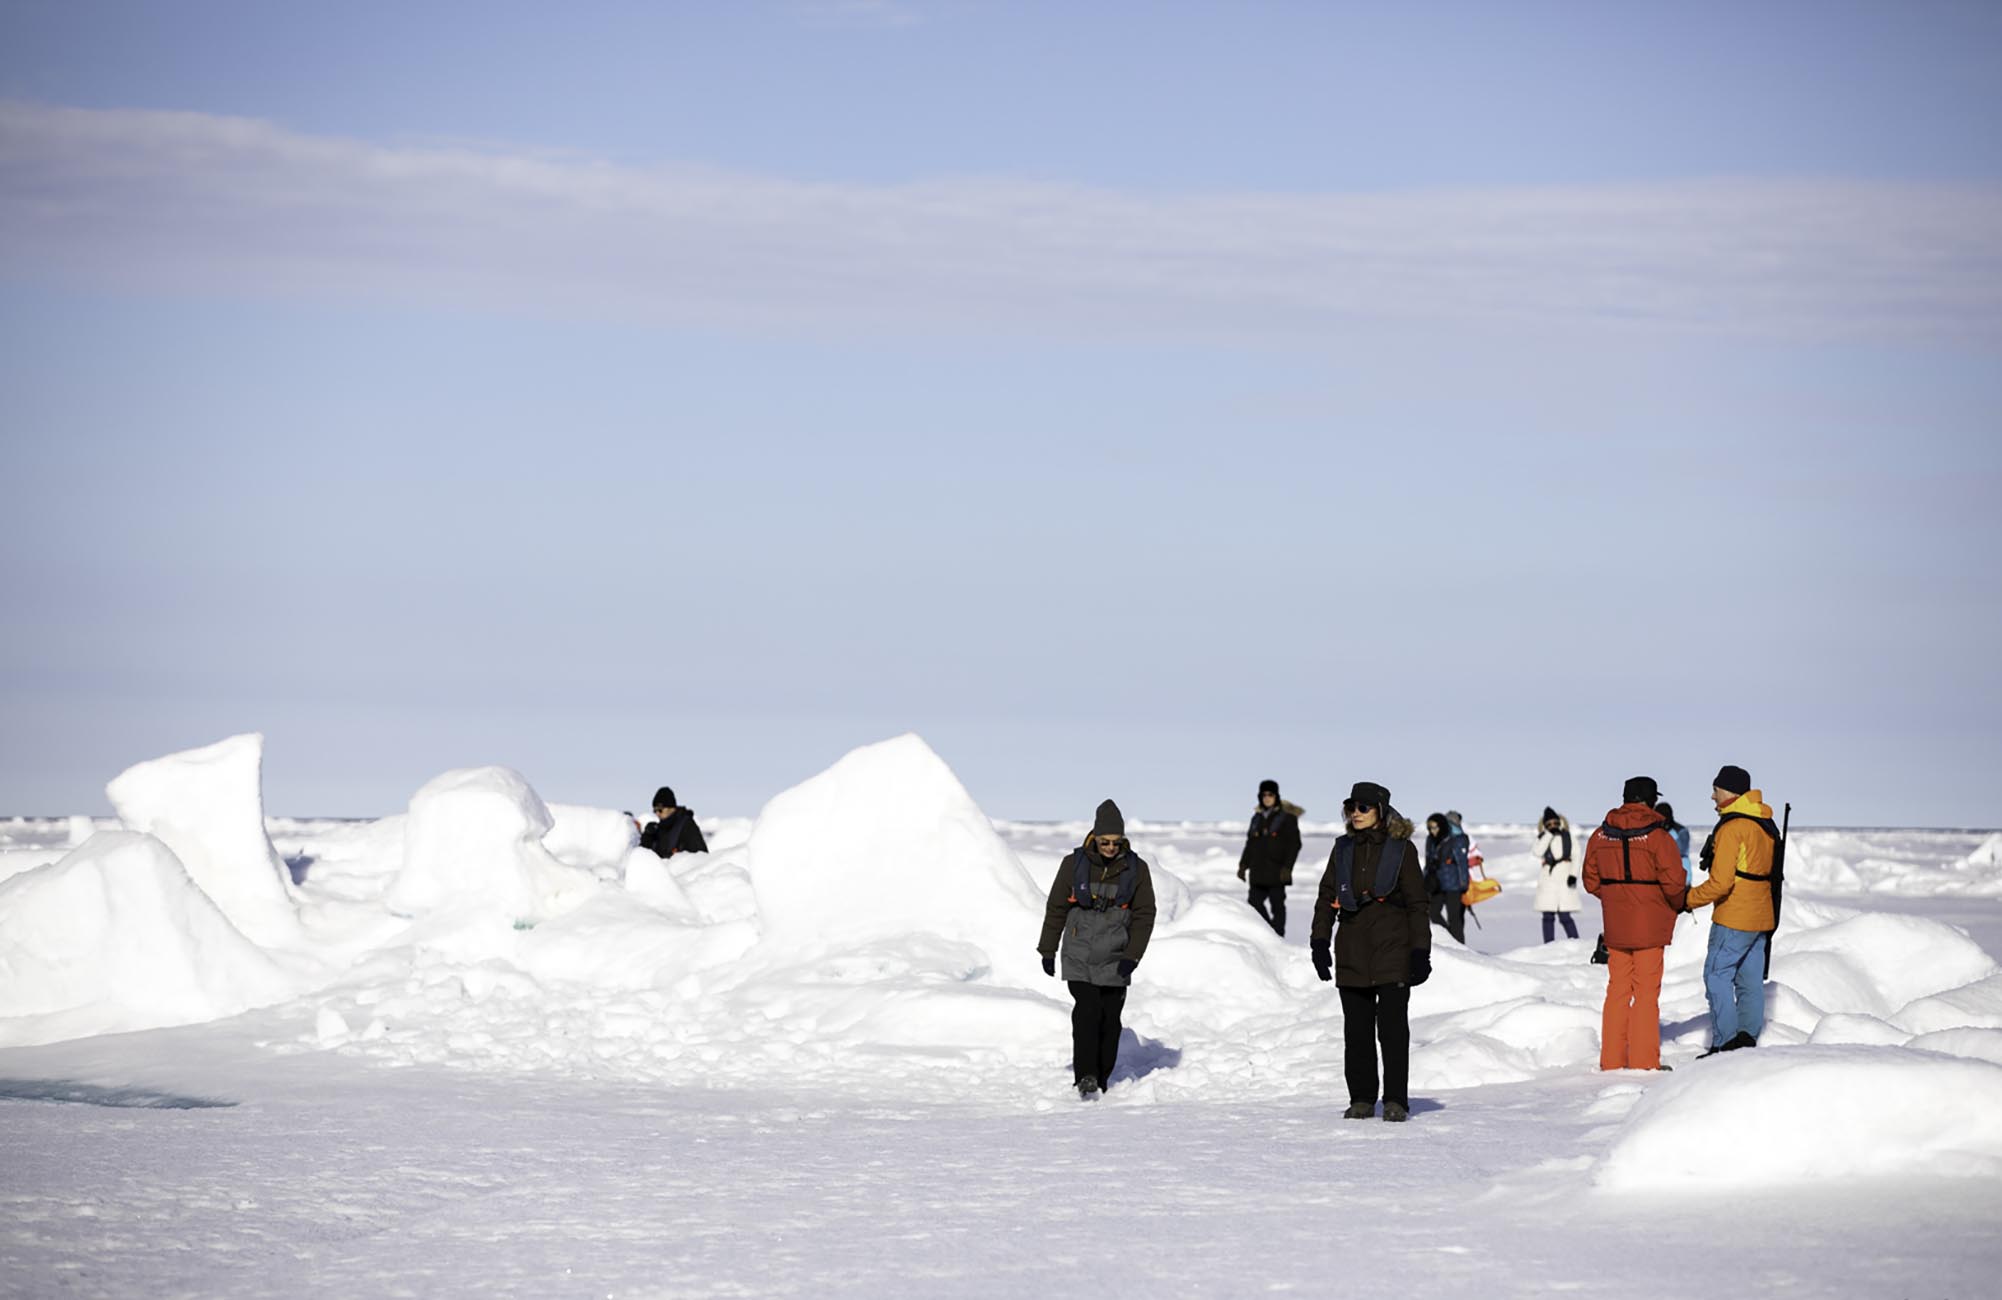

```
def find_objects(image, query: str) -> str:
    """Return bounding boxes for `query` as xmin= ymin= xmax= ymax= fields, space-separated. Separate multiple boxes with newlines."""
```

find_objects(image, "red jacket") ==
xmin=1582 ymin=803 xmax=1688 ymax=950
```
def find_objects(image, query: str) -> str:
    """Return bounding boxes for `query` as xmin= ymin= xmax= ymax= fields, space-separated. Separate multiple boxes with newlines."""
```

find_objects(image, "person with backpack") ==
xmin=1657 ymin=802 xmax=1693 ymax=873
xmin=639 ymin=787 xmax=708 ymax=858
xmin=1582 ymin=777 xmax=1688 ymax=1070
xmin=1036 ymin=799 xmax=1159 ymax=1100
xmin=1311 ymin=782 xmax=1431 ymax=1122
xmin=1534 ymin=807 xmax=1582 ymax=942
xmin=1421 ymin=812 xmax=1470 ymax=944
xmin=1238 ymin=778 xmax=1302 ymax=936
xmin=1686 ymin=765 xmax=1781 ymax=1055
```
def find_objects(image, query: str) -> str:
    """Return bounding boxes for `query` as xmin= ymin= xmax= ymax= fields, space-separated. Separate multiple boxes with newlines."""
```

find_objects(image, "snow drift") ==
xmin=105 ymin=732 xmax=301 ymax=946
xmin=0 ymin=830 xmax=299 ymax=1046
xmin=1598 ymin=1045 xmax=2002 ymax=1189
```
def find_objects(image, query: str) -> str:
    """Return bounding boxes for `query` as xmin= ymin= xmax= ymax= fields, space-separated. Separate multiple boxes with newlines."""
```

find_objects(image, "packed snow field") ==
xmin=4 ymin=733 xmax=2001 ymax=1297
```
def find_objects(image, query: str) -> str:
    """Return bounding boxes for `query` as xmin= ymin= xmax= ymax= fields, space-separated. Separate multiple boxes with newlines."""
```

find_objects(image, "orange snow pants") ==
xmin=1600 ymin=946 xmax=1665 ymax=1070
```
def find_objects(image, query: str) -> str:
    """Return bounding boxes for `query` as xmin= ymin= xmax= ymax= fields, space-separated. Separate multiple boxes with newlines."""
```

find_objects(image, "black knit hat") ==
xmin=1622 ymin=776 xmax=1659 ymax=807
xmin=1542 ymin=806 xmax=1559 ymax=825
xmin=1258 ymin=779 xmax=1280 ymax=800
xmin=653 ymin=786 xmax=677 ymax=809
xmin=1713 ymin=765 xmax=1752 ymax=796
xmin=1348 ymin=781 xmax=1390 ymax=809
xmin=1091 ymin=798 xmax=1126 ymax=840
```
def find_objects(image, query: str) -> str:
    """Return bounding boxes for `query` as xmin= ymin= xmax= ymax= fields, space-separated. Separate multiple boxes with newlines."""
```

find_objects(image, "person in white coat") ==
xmin=1534 ymin=807 xmax=1581 ymax=942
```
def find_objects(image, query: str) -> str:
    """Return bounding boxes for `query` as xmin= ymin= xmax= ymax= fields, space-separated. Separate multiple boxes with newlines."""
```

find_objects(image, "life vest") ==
xmin=1069 ymin=853 xmax=1139 ymax=912
xmin=1333 ymin=835 xmax=1404 ymax=913
xmin=1595 ymin=820 xmax=1666 ymax=885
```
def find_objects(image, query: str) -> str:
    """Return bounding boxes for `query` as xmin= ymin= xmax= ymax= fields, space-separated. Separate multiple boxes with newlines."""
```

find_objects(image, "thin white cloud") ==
xmin=3 ymin=101 xmax=1999 ymax=341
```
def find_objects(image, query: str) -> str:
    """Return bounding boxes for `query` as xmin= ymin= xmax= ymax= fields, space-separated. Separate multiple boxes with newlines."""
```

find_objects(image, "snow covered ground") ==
xmin=3 ymin=734 xmax=2000 ymax=1297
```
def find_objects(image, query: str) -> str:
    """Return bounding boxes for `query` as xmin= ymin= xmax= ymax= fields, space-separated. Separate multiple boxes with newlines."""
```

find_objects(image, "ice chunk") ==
xmin=544 ymin=803 xmax=641 ymax=874
xmin=105 ymin=732 xmax=301 ymax=946
xmin=742 ymin=734 xmax=1043 ymax=976
xmin=384 ymin=767 xmax=599 ymax=922
xmin=0 ymin=830 xmax=298 ymax=1046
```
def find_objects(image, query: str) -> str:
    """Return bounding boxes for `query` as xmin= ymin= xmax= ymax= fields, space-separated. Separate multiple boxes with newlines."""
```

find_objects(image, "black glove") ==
xmin=1312 ymin=944 xmax=1333 ymax=982
xmin=1566 ymin=875 xmax=1578 ymax=889
xmin=1040 ymin=953 xmax=1056 ymax=978
xmin=1408 ymin=949 xmax=1432 ymax=986
xmin=1116 ymin=959 xmax=1137 ymax=979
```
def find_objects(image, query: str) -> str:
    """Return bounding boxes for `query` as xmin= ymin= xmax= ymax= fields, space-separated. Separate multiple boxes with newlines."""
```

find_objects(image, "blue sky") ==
xmin=2 ymin=1 xmax=1999 ymax=825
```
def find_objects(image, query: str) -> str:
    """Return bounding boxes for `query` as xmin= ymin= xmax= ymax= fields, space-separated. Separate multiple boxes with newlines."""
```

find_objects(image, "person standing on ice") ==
xmin=1686 ymin=765 xmax=1780 ymax=1055
xmin=1037 ymin=799 xmax=1158 ymax=1101
xmin=1421 ymin=813 xmax=1470 ymax=944
xmin=1534 ymin=807 xmax=1582 ymax=942
xmin=1657 ymin=801 xmax=1693 ymax=873
xmin=1582 ymin=777 xmax=1688 ymax=1070
xmin=1311 ymin=782 xmax=1430 ymax=1123
xmin=639 ymin=787 xmax=708 ymax=858
xmin=1238 ymin=779 xmax=1302 ymax=936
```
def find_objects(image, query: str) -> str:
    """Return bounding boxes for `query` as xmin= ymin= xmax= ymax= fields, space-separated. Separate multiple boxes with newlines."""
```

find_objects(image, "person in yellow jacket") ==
xmin=1686 ymin=764 xmax=1779 ymax=1055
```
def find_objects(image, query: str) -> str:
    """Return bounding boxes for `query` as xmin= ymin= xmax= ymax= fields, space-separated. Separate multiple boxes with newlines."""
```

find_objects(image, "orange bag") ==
xmin=1463 ymin=863 xmax=1502 ymax=907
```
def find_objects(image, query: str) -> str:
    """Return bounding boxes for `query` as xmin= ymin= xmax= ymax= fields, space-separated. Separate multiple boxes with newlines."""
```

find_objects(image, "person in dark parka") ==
xmin=639 ymin=786 xmax=708 ymax=858
xmin=1238 ymin=778 xmax=1303 ymax=936
xmin=1037 ymin=799 xmax=1158 ymax=1100
xmin=1311 ymin=781 xmax=1431 ymax=1122
xmin=1422 ymin=812 xmax=1471 ymax=945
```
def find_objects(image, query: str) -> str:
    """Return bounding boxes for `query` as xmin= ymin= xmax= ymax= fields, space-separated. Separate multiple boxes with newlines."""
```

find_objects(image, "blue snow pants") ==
xmin=1704 ymin=922 xmax=1769 ymax=1046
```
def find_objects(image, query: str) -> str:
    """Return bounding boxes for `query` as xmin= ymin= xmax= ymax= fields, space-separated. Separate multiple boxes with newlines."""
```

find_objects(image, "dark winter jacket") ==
xmin=1583 ymin=803 xmax=1688 ymax=950
xmin=1239 ymin=802 xmax=1303 ymax=887
xmin=641 ymin=809 xmax=708 ymax=859
xmin=1310 ymin=816 xmax=1430 ymax=988
xmin=1038 ymin=840 xmax=1159 ymax=988
xmin=1422 ymin=826 xmax=1471 ymax=895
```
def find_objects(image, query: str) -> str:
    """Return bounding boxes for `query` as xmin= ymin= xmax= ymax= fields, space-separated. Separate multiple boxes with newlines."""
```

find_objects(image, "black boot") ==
xmin=1343 ymin=1101 xmax=1374 ymax=1119
xmin=1383 ymin=1102 xmax=1409 ymax=1123
xmin=1077 ymin=1076 xmax=1101 ymax=1101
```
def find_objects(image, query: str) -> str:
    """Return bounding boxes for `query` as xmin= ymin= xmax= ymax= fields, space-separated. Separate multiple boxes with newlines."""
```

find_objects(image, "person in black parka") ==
xmin=1311 ymin=781 xmax=1431 ymax=1122
xmin=639 ymin=786 xmax=708 ymax=858
xmin=1036 ymin=799 xmax=1158 ymax=1100
xmin=1238 ymin=778 xmax=1303 ymax=936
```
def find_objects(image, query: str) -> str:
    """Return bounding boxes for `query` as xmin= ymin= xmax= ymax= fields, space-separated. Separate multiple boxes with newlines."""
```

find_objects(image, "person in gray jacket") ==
xmin=1037 ymin=799 xmax=1158 ymax=1100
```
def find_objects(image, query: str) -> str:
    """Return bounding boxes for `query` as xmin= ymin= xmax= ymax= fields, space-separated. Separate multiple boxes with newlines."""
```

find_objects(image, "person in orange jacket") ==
xmin=1686 ymin=764 xmax=1780 ymax=1055
xmin=1582 ymin=776 xmax=1688 ymax=1070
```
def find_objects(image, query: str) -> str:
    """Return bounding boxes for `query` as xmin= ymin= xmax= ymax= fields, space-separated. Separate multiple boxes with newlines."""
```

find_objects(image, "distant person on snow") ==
xmin=1582 ymin=777 xmax=1687 ymax=1070
xmin=640 ymin=787 xmax=708 ymax=858
xmin=1312 ymin=782 xmax=1431 ymax=1123
xmin=1037 ymin=799 xmax=1158 ymax=1101
xmin=1686 ymin=765 xmax=1781 ymax=1056
xmin=1657 ymin=802 xmax=1693 ymax=873
xmin=1238 ymin=779 xmax=1303 ymax=936
xmin=1534 ymin=807 xmax=1582 ymax=942
xmin=1421 ymin=813 xmax=1470 ymax=945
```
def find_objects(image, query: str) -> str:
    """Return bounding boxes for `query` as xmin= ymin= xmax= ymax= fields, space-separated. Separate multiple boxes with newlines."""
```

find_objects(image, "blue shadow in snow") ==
xmin=1108 ymin=1031 xmax=1182 ymax=1085
xmin=0 ymin=1078 xmax=237 ymax=1110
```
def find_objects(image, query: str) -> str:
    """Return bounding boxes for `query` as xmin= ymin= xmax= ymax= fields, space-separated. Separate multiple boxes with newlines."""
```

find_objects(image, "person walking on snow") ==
xmin=1238 ymin=778 xmax=1302 ymax=936
xmin=1534 ymin=807 xmax=1582 ymax=942
xmin=1582 ymin=777 xmax=1688 ymax=1070
xmin=1687 ymin=765 xmax=1780 ymax=1055
xmin=1037 ymin=799 xmax=1158 ymax=1100
xmin=1312 ymin=782 xmax=1431 ymax=1123
xmin=640 ymin=787 xmax=708 ymax=858
xmin=1421 ymin=813 xmax=1470 ymax=944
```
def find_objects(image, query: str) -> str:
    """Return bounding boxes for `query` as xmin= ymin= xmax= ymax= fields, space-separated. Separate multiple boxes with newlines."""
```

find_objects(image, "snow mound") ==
xmin=384 ymin=767 xmax=599 ymax=922
xmin=105 ymin=732 xmax=301 ymax=946
xmin=1597 ymin=1045 xmax=2002 ymax=1188
xmin=742 ymin=734 xmax=1044 ymax=972
xmin=544 ymin=803 xmax=641 ymax=874
xmin=1967 ymin=833 xmax=2002 ymax=867
xmin=0 ymin=831 xmax=299 ymax=1047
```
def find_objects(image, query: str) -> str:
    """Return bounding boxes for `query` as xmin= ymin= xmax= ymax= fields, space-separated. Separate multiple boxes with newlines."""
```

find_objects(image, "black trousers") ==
xmin=1067 ymin=981 xmax=1127 ymax=1086
xmin=1339 ymin=984 xmax=1411 ymax=1107
xmin=1247 ymin=883 xmax=1287 ymax=935
xmin=1428 ymin=890 xmax=1466 ymax=945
